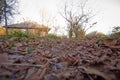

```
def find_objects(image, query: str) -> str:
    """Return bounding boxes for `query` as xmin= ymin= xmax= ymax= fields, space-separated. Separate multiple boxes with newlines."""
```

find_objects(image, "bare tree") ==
xmin=0 ymin=0 xmax=18 ymax=34
xmin=39 ymin=9 xmax=59 ymax=35
xmin=60 ymin=0 xmax=97 ymax=38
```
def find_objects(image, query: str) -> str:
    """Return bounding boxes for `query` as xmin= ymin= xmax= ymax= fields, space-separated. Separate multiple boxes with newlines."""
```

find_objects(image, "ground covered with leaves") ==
xmin=0 ymin=37 xmax=120 ymax=80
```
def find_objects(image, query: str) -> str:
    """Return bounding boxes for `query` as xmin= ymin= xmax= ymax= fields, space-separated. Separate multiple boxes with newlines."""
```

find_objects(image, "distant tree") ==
xmin=0 ymin=0 xmax=18 ymax=34
xmin=110 ymin=26 xmax=120 ymax=38
xmin=39 ymin=9 xmax=59 ymax=35
xmin=60 ymin=0 xmax=97 ymax=38
xmin=112 ymin=26 xmax=120 ymax=33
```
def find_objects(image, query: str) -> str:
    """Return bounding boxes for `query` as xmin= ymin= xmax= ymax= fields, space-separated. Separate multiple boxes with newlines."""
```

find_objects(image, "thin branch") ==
xmin=84 ymin=22 xmax=97 ymax=32
xmin=0 ymin=63 xmax=43 ymax=67
xmin=76 ymin=15 xmax=85 ymax=25
xmin=59 ymin=12 xmax=70 ymax=23
xmin=69 ymin=11 xmax=73 ymax=22
xmin=64 ymin=3 xmax=69 ymax=21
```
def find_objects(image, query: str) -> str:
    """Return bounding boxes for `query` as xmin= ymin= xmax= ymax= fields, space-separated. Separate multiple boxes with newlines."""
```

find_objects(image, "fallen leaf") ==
xmin=14 ymin=43 xmax=23 ymax=47
xmin=24 ymin=67 xmax=36 ymax=80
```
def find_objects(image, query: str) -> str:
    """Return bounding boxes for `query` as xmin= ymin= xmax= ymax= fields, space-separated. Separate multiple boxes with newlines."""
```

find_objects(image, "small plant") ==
xmin=45 ymin=34 xmax=60 ymax=40
xmin=6 ymin=31 xmax=31 ymax=38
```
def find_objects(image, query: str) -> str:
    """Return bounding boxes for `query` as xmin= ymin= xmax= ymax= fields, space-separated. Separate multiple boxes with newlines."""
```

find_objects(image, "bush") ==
xmin=109 ymin=26 xmax=120 ymax=39
xmin=45 ymin=34 xmax=60 ymax=40
xmin=97 ymin=35 xmax=108 ymax=41
xmin=6 ymin=31 xmax=31 ymax=38
xmin=109 ymin=32 xmax=120 ymax=39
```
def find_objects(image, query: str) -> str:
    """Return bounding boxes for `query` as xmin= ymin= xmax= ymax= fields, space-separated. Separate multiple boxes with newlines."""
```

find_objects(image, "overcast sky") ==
xmin=15 ymin=0 xmax=120 ymax=35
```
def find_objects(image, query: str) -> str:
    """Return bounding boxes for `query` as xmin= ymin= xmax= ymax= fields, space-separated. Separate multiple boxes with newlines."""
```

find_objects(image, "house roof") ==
xmin=3 ymin=21 xmax=50 ymax=30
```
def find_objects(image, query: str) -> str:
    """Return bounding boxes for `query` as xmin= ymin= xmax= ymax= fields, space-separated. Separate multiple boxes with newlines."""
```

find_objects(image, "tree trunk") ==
xmin=4 ymin=10 xmax=8 ymax=35
xmin=69 ymin=29 xmax=72 ymax=38
xmin=4 ymin=0 xmax=8 ymax=35
xmin=75 ymin=31 xmax=78 ymax=38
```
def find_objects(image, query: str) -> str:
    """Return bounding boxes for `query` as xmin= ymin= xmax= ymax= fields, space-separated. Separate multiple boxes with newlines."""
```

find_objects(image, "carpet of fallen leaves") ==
xmin=0 ymin=37 xmax=120 ymax=80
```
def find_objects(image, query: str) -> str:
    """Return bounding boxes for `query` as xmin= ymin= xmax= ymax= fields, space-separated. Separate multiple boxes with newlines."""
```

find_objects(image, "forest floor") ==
xmin=0 ymin=37 xmax=120 ymax=80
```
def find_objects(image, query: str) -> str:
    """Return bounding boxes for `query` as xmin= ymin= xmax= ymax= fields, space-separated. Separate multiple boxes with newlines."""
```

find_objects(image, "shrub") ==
xmin=6 ymin=31 xmax=31 ymax=38
xmin=97 ymin=35 xmax=108 ymax=41
xmin=45 ymin=34 xmax=60 ymax=40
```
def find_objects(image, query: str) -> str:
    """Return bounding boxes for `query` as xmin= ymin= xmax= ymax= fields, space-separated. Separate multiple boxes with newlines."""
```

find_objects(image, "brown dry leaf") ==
xmin=44 ymin=74 xmax=59 ymax=80
xmin=104 ymin=38 xmax=117 ymax=46
xmin=27 ymin=68 xmax=46 ymax=80
xmin=8 ymin=55 xmax=23 ymax=60
xmin=14 ymin=43 xmax=23 ymax=47
xmin=0 ymin=54 xmax=10 ymax=63
xmin=79 ymin=66 xmax=116 ymax=80
xmin=0 ymin=68 xmax=11 ymax=76
xmin=58 ymin=70 xmax=71 ymax=79
xmin=116 ymin=62 xmax=120 ymax=69
xmin=24 ymin=67 xmax=36 ymax=80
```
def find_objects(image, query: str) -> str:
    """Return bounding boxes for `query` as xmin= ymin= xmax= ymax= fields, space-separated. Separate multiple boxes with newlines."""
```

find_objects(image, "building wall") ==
xmin=0 ymin=27 xmax=6 ymax=35
xmin=28 ymin=28 xmax=49 ymax=36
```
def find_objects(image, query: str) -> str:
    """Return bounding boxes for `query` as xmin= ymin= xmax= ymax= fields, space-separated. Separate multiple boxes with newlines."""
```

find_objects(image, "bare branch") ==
xmin=59 ymin=12 xmax=70 ymax=23
xmin=59 ymin=3 xmax=72 ymax=23
xmin=85 ymin=22 xmax=97 ymax=32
